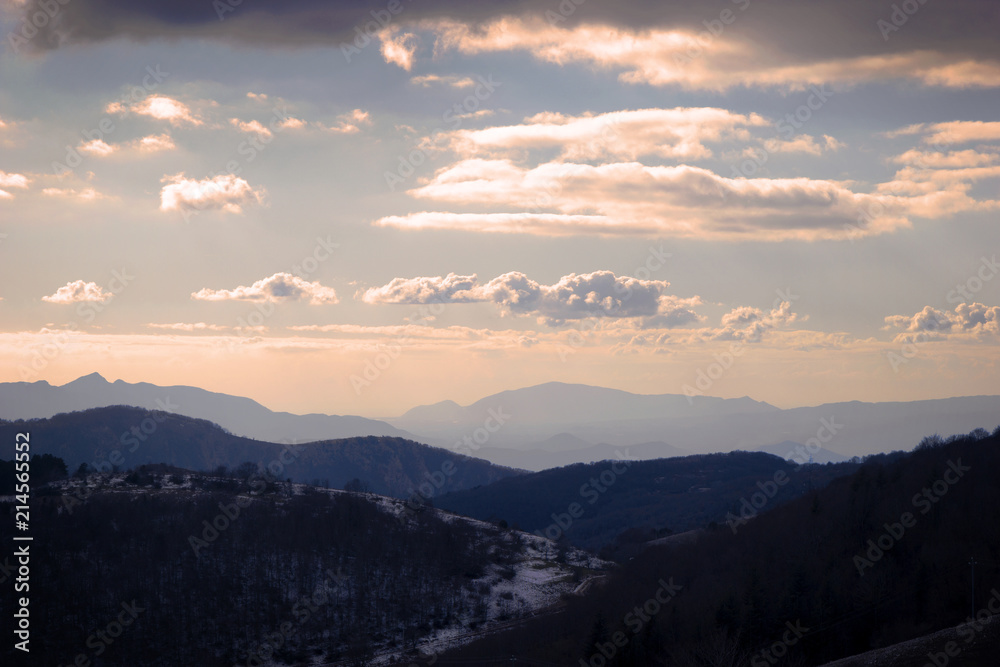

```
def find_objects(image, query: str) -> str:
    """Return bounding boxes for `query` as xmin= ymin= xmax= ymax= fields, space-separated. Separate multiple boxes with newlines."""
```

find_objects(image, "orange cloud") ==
xmin=428 ymin=17 xmax=1000 ymax=91
xmin=441 ymin=107 xmax=768 ymax=161
xmin=109 ymin=95 xmax=202 ymax=126
xmin=159 ymin=173 xmax=265 ymax=214
xmin=192 ymin=272 xmax=339 ymax=305
xmin=42 ymin=280 xmax=111 ymax=304
xmin=377 ymin=159 xmax=911 ymax=241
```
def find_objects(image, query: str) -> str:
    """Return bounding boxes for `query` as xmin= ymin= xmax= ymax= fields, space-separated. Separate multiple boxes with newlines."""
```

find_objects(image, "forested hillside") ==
xmin=437 ymin=452 xmax=859 ymax=556
xmin=0 ymin=471 xmax=605 ymax=666
xmin=0 ymin=406 xmax=520 ymax=497
xmin=441 ymin=427 xmax=1000 ymax=665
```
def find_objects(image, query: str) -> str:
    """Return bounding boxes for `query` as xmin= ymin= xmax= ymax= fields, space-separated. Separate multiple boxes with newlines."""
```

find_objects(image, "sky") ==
xmin=1 ymin=0 xmax=999 ymax=418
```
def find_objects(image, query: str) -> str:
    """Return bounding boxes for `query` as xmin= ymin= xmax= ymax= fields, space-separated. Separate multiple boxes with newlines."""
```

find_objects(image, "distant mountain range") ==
xmin=0 ymin=405 xmax=518 ymax=497
xmin=0 ymin=372 xmax=408 ymax=442
xmin=390 ymin=381 xmax=1000 ymax=468
xmin=397 ymin=382 xmax=779 ymax=425
xmin=4 ymin=374 xmax=999 ymax=471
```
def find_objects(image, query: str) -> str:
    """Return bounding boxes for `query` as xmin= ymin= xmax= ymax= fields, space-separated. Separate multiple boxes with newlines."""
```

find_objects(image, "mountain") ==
xmin=757 ymin=440 xmax=851 ymax=464
xmin=0 ymin=372 xmax=408 ymax=442
xmin=391 ymin=381 xmax=778 ymax=464
xmin=0 ymin=406 xmax=520 ymax=497
xmin=398 ymin=381 xmax=778 ymax=425
xmin=439 ymin=427 xmax=1000 ymax=665
xmin=393 ymin=382 xmax=1000 ymax=467
xmin=536 ymin=432 xmax=597 ymax=452
xmin=0 ymin=469 xmax=607 ymax=666
xmin=469 ymin=439 xmax=691 ymax=472
xmin=436 ymin=451 xmax=859 ymax=554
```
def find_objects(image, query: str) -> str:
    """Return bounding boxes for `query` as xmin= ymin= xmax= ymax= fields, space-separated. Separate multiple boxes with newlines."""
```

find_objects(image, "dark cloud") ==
xmin=10 ymin=0 xmax=1000 ymax=63
xmin=10 ymin=0 xmax=526 ymax=50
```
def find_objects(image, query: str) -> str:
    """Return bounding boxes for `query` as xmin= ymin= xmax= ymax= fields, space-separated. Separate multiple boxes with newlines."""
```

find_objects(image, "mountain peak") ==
xmin=63 ymin=372 xmax=110 ymax=388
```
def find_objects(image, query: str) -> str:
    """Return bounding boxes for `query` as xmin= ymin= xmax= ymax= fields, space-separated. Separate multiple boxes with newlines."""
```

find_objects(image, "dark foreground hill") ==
xmin=440 ymin=427 xmax=1000 ymax=665
xmin=0 ymin=473 xmax=605 ymax=666
xmin=819 ymin=615 xmax=1000 ymax=666
xmin=436 ymin=452 xmax=860 ymax=555
xmin=0 ymin=406 xmax=520 ymax=497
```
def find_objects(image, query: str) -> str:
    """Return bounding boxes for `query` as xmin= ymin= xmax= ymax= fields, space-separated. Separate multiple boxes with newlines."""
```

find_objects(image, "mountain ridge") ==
xmin=0 ymin=372 xmax=409 ymax=443
xmin=0 ymin=405 xmax=520 ymax=497
xmin=392 ymin=382 xmax=1000 ymax=465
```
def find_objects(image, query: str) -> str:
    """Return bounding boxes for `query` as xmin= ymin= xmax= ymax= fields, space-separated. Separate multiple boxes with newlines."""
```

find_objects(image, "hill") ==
xmin=0 ymin=406 xmax=520 ymax=497
xmin=0 ymin=471 xmax=607 ymax=666
xmin=436 ymin=451 xmax=859 ymax=555
xmin=440 ymin=426 xmax=1000 ymax=665
xmin=819 ymin=615 xmax=1000 ymax=666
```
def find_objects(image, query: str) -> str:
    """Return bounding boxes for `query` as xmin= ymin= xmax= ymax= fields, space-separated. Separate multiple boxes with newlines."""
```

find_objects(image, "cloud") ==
xmin=884 ymin=302 xmax=1000 ymax=340
xmin=918 ymin=61 xmax=1000 ymax=88
xmin=641 ymin=295 xmax=706 ymax=327
xmin=0 ymin=171 xmax=29 ymax=199
xmin=42 ymin=280 xmax=111 ymax=304
xmin=764 ymin=134 xmax=842 ymax=156
xmin=159 ymin=173 xmax=265 ymax=214
xmin=954 ymin=302 xmax=1000 ymax=333
xmin=76 ymin=134 xmax=175 ymax=157
xmin=884 ymin=305 xmax=956 ymax=333
xmin=109 ymin=95 xmax=202 ymax=126
xmin=890 ymin=149 xmax=1000 ymax=168
xmin=11 ymin=0 xmax=1000 ymax=92
xmin=713 ymin=300 xmax=804 ymax=342
xmin=429 ymin=17 xmax=1000 ymax=91
xmin=289 ymin=322 xmax=510 ymax=339
xmin=452 ymin=109 xmax=495 ymax=122
xmin=892 ymin=121 xmax=1000 ymax=145
xmin=361 ymin=270 xmax=696 ymax=325
xmin=380 ymin=31 xmax=420 ymax=70
xmin=230 ymin=118 xmax=272 ymax=138
xmin=79 ymin=139 xmax=118 ymax=156
xmin=721 ymin=306 xmax=766 ymax=328
xmin=410 ymin=74 xmax=476 ymax=88
xmin=147 ymin=322 xmax=229 ymax=332
xmin=922 ymin=121 xmax=1000 ymax=144
xmin=884 ymin=124 xmax=926 ymax=139
xmin=441 ymin=107 xmax=769 ymax=161
xmin=875 ymin=160 xmax=1000 ymax=214
xmin=134 ymin=133 xmax=176 ymax=152
xmin=376 ymin=159 xmax=914 ymax=240
xmin=361 ymin=273 xmax=480 ymax=304
xmin=191 ymin=272 xmax=339 ymax=305
xmin=41 ymin=187 xmax=111 ymax=201
xmin=325 ymin=109 xmax=372 ymax=134
xmin=479 ymin=271 xmax=674 ymax=324
xmin=0 ymin=171 xmax=30 ymax=188
xmin=375 ymin=211 xmax=628 ymax=235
